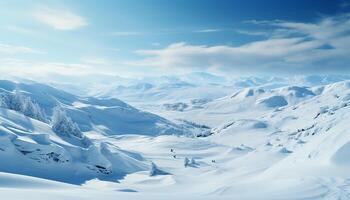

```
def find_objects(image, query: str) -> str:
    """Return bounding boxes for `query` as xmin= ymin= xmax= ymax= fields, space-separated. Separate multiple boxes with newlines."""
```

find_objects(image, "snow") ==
xmin=0 ymin=80 xmax=189 ymax=136
xmin=257 ymin=95 xmax=288 ymax=108
xmin=0 ymin=105 xmax=150 ymax=184
xmin=1 ymin=77 xmax=350 ymax=199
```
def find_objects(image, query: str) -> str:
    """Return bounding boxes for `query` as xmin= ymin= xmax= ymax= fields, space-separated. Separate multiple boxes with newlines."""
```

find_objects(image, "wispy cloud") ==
xmin=341 ymin=1 xmax=350 ymax=8
xmin=130 ymin=13 xmax=350 ymax=74
xmin=235 ymin=29 xmax=268 ymax=36
xmin=133 ymin=39 xmax=321 ymax=70
xmin=0 ymin=59 xmax=92 ymax=77
xmin=34 ymin=7 xmax=87 ymax=30
xmin=0 ymin=43 xmax=44 ymax=54
xmin=0 ymin=58 xmax=143 ymax=86
xmin=194 ymin=29 xmax=222 ymax=33
xmin=110 ymin=29 xmax=222 ymax=36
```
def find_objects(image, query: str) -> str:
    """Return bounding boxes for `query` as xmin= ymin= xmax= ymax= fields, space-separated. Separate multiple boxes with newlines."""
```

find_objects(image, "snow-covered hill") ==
xmin=99 ymin=79 xmax=233 ymax=108
xmin=2 ymin=78 xmax=350 ymax=199
xmin=0 ymin=80 xmax=186 ymax=136
xmin=0 ymin=106 xmax=150 ymax=183
xmin=0 ymin=79 xmax=203 ymax=184
xmin=149 ymin=85 xmax=318 ymax=127
xmin=105 ymin=80 xmax=350 ymax=199
xmin=86 ymin=74 xmax=350 ymax=126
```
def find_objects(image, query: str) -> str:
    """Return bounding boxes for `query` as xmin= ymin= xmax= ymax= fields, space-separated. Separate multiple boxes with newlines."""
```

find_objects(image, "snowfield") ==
xmin=1 ymin=77 xmax=350 ymax=199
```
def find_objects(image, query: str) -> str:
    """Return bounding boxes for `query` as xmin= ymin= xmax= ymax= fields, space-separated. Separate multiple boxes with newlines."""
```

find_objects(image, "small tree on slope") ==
xmin=184 ymin=157 xmax=190 ymax=167
xmin=51 ymin=106 xmax=83 ymax=138
xmin=149 ymin=162 xmax=170 ymax=176
xmin=0 ymin=91 xmax=46 ymax=122
xmin=21 ymin=97 xmax=46 ymax=122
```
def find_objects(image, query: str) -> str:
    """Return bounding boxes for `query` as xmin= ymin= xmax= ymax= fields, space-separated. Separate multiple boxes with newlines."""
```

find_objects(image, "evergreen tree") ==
xmin=0 ymin=91 xmax=46 ymax=122
xmin=51 ymin=106 xmax=83 ymax=138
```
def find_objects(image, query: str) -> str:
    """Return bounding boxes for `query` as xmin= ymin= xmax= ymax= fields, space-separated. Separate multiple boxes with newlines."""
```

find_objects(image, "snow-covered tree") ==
xmin=150 ymin=162 xmax=159 ymax=176
xmin=51 ymin=106 xmax=83 ymax=138
xmin=21 ymin=97 xmax=46 ymax=122
xmin=190 ymin=158 xmax=196 ymax=165
xmin=184 ymin=157 xmax=190 ymax=167
xmin=149 ymin=162 xmax=169 ymax=176
xmin=0 ymin=91 xmax=46 ymax=122
xmin=184 ymin=157 xmax=197 ymax=167
xmin=0 ymin=94 xmax=6 ymax=107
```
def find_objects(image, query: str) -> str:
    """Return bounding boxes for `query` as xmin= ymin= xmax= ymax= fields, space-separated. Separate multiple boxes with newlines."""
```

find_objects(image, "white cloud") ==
xmin=110 ymin=29 xmax=222 ymax=36
xmin=0 ymin=43 xmax=44 ymax=54
xmin=0 ymin=58 xmax=148 ymax=84
xmin=34 ymin=7 xmax=87 ymax=30
xmin=195 ymin=29 xmax=222 ymax=33
xmin=0 ymin=59 xmax=93 ymax=77
xmin=132 ymin=39 xmax=322 ymax=72
xmin=0 ymin=59 xmax=121 ymax=87
xmin=235 ymin=29 xmax=269 ymax=36
xmin=130 ymin=13 xmax=350 ymax=74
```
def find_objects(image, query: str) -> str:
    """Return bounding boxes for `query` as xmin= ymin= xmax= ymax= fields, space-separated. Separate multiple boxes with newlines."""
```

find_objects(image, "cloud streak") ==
xmin=235 ymin=29 xmax=269 ymax=36
xmin=194 ymin=29 xmax=222 ymax=33
xmin=131 ymin=13 xmax=350 ymax=74
xmin=0 ymin=43 xmax=44 ymax=54
xmin=34 ymin=7 xmax=87 ymax=30
xmin=0 ymin=59 xmax=93 ymax=77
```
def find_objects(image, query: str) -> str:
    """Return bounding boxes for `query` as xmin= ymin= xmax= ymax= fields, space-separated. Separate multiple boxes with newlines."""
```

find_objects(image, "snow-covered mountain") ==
xmin=96 ymin=77 xmax=232 ymax=107
xmin=147 ymin=85 xmax=318 ymax=128
xmin=231 ymin=75 xmax=350 ymax=89
xmin=0 ymin=79 xmax=202 ymax=184
xmin=0 ymin=80 xmax=186 ymax=136
xmin=70 ymin=74 xmax=350 ymax=116
xmin=2 ymin=78 xmax=350 ymax=199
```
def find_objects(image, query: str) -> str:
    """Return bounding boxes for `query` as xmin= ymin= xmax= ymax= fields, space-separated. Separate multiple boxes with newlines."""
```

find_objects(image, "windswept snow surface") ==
xmin=2 ymin=78 xmax=350 ymax=199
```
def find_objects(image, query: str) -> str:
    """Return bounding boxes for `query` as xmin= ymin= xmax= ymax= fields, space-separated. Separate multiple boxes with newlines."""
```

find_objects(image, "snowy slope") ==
xmin=0 ymin=80 xmax=186 ymax=136
xmin=0 ymin=106 xmax=150 ymax=183
xmin=107 ymin=80 xmax=350 ymax=199
xmin=151 ymin=85 xmax=317 ymax=127
xmin=103 ymin=75 xmax=350 ymax=129
xmin=2 ymin=79 xmax=350 ymax=199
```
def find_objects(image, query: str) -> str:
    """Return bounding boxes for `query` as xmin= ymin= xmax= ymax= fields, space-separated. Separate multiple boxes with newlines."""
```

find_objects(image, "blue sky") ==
xmin=0 ymin=0 xmax=350 ymax=82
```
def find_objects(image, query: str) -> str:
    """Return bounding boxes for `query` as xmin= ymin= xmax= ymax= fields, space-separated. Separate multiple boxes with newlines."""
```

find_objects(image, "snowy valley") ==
xmin=1 ymin=76 xmax=350 ymax=199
